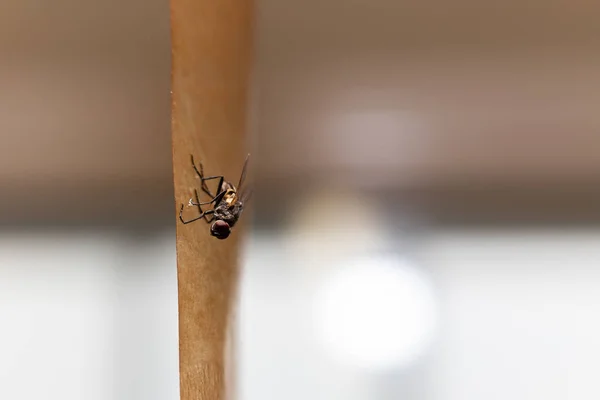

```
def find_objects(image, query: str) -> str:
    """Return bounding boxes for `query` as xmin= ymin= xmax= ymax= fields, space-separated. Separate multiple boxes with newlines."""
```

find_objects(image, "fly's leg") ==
xmin=189 ymin=189 xmax=227 ymax=208
xmin=181 ymin=155 xmax=228 ymax=226
xmin=191 ymin=189 xmax=215 ymax=223
xmin=191 ymin=155 xmax=224 ymax=199
xmin=179 ymin=207 xmax=215 ymax=224
xmin=179 ymin=189 xmax=215 ymax=224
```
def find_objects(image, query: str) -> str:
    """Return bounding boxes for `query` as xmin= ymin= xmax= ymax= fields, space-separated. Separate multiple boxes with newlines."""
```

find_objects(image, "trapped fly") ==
xmin=179 ymin=153 xmax=252 ymax=240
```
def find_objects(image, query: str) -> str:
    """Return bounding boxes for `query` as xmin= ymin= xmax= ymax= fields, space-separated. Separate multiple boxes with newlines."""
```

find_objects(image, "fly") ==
xmin=179 ymin=153 xmax=252 ymax=240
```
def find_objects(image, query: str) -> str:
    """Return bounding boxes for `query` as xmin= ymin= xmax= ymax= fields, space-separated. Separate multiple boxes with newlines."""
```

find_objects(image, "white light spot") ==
xmin=313 ymin=254 xmax=437 ymax=371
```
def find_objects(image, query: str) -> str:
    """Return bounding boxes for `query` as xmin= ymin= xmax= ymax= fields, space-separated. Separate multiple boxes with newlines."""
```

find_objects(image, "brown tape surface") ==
xmin=171 ymin=0 xmax=254 ymax=398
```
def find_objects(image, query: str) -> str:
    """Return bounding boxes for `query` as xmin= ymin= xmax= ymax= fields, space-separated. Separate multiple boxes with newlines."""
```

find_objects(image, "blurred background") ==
xmin=2 ymin=0 xmax=600 ymax=399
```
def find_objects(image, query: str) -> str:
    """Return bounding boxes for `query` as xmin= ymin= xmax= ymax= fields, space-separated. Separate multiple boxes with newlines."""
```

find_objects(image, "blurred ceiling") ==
xmin=0 ymin=0 xmax=171 ymax=225
xmin=254 ymin=0 xmax=600 ymax=187
xmin=1 ymin=0 xmax=600 ymax=224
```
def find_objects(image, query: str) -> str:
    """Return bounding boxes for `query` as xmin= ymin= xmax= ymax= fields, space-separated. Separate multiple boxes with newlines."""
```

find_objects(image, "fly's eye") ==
xmin=210 ymin=220 xmax=231 ymax=239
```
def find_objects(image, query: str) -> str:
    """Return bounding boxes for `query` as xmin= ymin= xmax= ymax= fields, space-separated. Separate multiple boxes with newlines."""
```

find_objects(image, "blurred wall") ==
xmin=239 ymin=226 xmax=600 ymax=400
xmin=0 ymin=230 xmax=179 ymax=400
xmin=0 ymin=2 xmax=178 ymax=400
xmin=243 ymin=1 xmax=600 ymax=400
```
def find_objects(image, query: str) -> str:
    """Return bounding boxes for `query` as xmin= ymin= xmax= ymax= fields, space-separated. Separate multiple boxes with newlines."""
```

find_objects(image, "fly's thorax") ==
xmin=223 ymin=189 xmax=237 ymax=206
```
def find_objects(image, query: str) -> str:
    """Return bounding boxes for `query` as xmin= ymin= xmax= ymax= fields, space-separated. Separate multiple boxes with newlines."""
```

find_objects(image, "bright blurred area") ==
xmin=2 ymin=0 xmax=600 ymax=399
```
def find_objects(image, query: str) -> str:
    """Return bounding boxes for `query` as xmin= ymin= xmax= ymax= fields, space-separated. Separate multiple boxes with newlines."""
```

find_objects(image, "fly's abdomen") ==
xmin=215 ymin=202 xmax=243 ymax=227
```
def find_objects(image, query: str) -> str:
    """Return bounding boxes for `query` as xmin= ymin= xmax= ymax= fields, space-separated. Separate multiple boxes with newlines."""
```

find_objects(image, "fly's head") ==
xmin=210 ymin=219 xmax=231 ymax=240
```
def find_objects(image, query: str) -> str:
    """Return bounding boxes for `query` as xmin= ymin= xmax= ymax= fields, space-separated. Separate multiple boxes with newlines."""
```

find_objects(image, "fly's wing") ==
xmin=236 ymin=154 xmax=253 ymax=208
xmin=239 ymin=187 xmax=253 ymax=206
xmin=236 ymin=153 xmax=250 ymax=193
xmin=235 ymin=186 xmax=253 ymax=221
